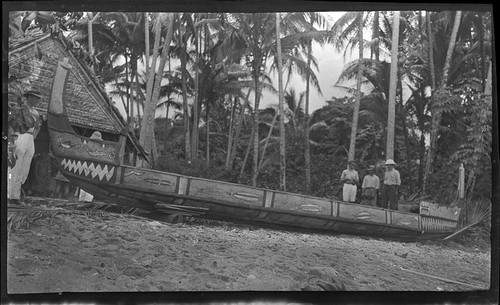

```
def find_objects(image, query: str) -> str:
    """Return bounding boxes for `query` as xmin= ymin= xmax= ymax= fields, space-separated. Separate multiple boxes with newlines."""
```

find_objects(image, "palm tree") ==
xmin=287 ymin=11 xmax=329 ymax=194
xmin=330 ymin=12 xmax=368 ymax=162
xmin=139 ymin=12 xmax=175 ymax=167
xmin=386 ymin=11 xmax=400 ymax=160
xmin=223 ymin=13 xmax=277 ymax=187
xmin=350 ymin=13 xmax=364 ymax=162
xmin=275 ymin=12 xmax=286 ymax=191
xmin=423 ymin=10 xmax=462 ymax=194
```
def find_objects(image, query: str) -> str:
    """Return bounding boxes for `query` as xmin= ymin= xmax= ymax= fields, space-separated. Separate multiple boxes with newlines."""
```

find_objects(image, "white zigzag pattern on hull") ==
xmin=61 ymin=158 xmax=115 ymax=181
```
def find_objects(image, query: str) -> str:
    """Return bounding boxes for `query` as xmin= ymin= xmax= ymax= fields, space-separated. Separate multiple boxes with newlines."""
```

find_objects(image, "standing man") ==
xmin=8 ymin=89 xmax=43 ymax=204
xmin=381 ymin=159 xmax=401 ymax=210
xmin=362 ymin=165 xmax=380 ymax=206
xmin=340 ymin=161 xmax=359 ymax=203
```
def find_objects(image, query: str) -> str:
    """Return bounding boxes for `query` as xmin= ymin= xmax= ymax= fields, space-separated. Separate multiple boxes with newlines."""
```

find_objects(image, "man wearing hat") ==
xmin=381 ymin=159 xmax=401 ymax=210
xmin=8 ymin=89 xmax=43 ymax=204
xmin=340 ymin=161 xmax=359 ymax=203
xmin=361 ymin=165 xmax=380 ymax=206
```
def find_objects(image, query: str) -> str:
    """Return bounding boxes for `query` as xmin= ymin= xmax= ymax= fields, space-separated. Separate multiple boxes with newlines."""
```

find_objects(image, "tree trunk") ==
xmin=348 ymin=13 xmax=363 ymax=162
xmin=225 ymin=96 xmax=238 ymax=169
xmin=130 ymin=61 xmax=136 ymax=125
xmin=479 ymin=14 xmax=486 ymax=92
xmin=180 ymin=29 xmax=191 ymax=162
xmin=87 ymin=12 xmax=94 ymax=71
xmin=125 ymin=55 xmax=130 ymax=120
xmin=110 ymin=55 xmax=128 ymax=120
xmin=423 ymin=10 xmax=461 ymax=193
xmin=192 ymin=24 xmax=200 ymax=160
xmin=257 ymin=111 xmax=278 ymax=172
xmin=276 ymin=13 xmax=286 ymax=191
xmin=426 ymin=12 xmax=436 ymax=89
xmin=144 ymin=12 xmax=150 ymax=79
xmin=304 ymin=25 xmax=313 ymax=194
xmin=135 ymin=72 xmax=141 ymax=130
xmin=139 ymin=13 xmax=175 ymax=168
xmin=138 ymin=15 xmax=161 ymax=167
xmin=240 ymin=126 xmax=255 ymax=183
xmin=371 ymin=11 xmax=380 ymax=61
xmin=251 ymin=13 xmax=263 ymax=187
xmin=251 ymin=63 xmax=263 ymax=187
xmin=206 ymin=99 xmax=210 ymax=166
xmin=386 ymin=11 xmax=400 ymax=160
xmin=163 ymin=105 xmax=170 ymax=154
xmin=399 ymin=80 xmax=413 ymax=194
xmin=227 ymin=88 xmax=252 ymax=170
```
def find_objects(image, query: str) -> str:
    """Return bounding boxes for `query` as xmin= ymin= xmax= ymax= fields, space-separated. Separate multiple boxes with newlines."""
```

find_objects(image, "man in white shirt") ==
xmin=340 ymin=161 xmax=359 ymax=203
xmin=8 ymin=89 xmax=42 ymax=204
xmin=362 ymin=165 xmax=380 ymax=206
xmin=381 ymin=159 xmax=401 ymax=210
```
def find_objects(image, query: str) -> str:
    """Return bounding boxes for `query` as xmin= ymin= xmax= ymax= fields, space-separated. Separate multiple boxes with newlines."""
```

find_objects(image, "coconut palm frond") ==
xmin=464 ymin=198 xmax=491 ymax=226
xmin=7 ymin=206 xmax=62 ymax=235
xmin=7 ymin=199 xmax=148 ymax=235
xmin=445 ymin=198 xmax=491 ymax=240
xmin=69 ymin=209 xmax=115 ymax=219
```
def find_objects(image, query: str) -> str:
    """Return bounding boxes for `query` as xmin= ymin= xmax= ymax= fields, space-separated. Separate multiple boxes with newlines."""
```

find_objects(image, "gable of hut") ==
xmin=8 ymin=32 xmax=146 ymax=160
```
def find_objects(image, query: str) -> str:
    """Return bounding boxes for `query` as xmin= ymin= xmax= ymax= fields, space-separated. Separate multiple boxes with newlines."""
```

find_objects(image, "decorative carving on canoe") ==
xmin=354 ymin=211 xmax=374 ymax=220
xmin=419 ymin=201 xmax=430 ymax=215
xmin=420 ymin=201 xmax=461 ymax=221
xmin=233 ymin=192 xmax=260 ymax=202
xmin=144 ymin=178 xmax=171 ymax=187
xmin=295 ymin=204 xmax=323 ymax=213
xmin=397 ymin=216 xmax=419 ymax=226
xmin=58 ymin=137 xmax=81 ymax=150
xmin=61 ymin=158 xmax=115 ymax=182
xmin=56 ymin=136 xmax=115 ymax=160
xmin=198 ymin=187 xmax=226 ymax=196
xmin=124 ymin=169 xmax=146 ymax=177
xmin=421 ymin=216 xmax=457 ymax=231
xmin=195 ymin=187 xmax=260 ymax=203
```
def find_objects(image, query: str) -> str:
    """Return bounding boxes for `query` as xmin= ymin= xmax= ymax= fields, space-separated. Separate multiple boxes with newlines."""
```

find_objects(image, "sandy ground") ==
xmin=6 ymin=197 xmax=491 ymax=294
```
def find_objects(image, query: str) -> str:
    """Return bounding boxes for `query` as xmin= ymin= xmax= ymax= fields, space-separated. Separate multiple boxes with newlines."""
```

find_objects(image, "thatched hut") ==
xmin=8 ymin=30 xmax=147 ymax=197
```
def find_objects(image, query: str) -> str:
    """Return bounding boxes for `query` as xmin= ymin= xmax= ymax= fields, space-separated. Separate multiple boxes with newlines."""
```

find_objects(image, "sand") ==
xmin=6 ymin=197 xmax=491 ymax=294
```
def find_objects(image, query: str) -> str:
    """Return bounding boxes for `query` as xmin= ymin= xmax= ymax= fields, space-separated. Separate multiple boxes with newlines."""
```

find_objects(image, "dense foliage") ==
xmin=8 ymin=9 xmax=494 ymax=207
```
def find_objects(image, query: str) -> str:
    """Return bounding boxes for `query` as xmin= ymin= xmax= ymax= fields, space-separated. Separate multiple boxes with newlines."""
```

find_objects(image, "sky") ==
xmin=111 ymin=11 xmax=367 ymax=119
xmin=260 ymin=11 xmax=353 ymax=113
xmin=261 ymin=40 xmax=355 ymax=113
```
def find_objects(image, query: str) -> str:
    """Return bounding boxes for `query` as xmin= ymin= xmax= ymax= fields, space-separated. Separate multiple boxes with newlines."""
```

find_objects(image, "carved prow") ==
xmin=48 ymin=58 xmax=72 ymax=115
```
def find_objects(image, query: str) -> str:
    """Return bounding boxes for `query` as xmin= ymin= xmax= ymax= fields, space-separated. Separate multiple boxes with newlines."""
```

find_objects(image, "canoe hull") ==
xmin=47 ymin=58 xmax=460 ymax=242
xmin=52 ymin=152 xmax=459 ymax=241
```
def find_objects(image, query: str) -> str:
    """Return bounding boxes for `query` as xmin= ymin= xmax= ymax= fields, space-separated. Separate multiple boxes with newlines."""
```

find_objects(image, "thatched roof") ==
xmin=8 ymin=31 xmax=147 ymax=159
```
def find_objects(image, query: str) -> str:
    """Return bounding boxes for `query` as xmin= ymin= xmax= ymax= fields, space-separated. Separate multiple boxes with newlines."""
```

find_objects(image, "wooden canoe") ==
xmin=47 ymin=59 xmax=461 ymax=241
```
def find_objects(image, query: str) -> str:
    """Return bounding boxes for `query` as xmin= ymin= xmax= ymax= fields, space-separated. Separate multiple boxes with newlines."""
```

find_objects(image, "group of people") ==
xmin=7 ymin=87 xmax=100 ymax=205
xmin=340 ymin=159 xmax=401 ymax=210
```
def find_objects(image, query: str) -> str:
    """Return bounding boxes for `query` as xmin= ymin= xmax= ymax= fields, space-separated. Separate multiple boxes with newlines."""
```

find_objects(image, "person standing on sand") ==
xmin=361 ymin=165 xmax=379 ymax=206
xmin=340 ymin=161 xmax=359 ymax=203
xmin=380 ymin=159 xmax=401 ymax=210
xmin=8 ymin=89 xmax=43 ymax=205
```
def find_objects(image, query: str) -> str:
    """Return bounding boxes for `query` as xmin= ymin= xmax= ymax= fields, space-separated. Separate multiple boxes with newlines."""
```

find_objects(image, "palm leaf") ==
xmin=7 ymin=206 xmax=62 ymax=235
xmin=444 ymin=198 xmax=491 ymax=240
xmin=7 ymin=200 xmax=148 ymax=235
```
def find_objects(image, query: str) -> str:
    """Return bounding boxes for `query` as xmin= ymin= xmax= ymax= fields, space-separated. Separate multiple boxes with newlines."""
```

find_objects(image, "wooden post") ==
xmin=118 ymin=133 xmax=127 ymax=165
xmin=458 ymin=163 xmax=465 ymax=199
